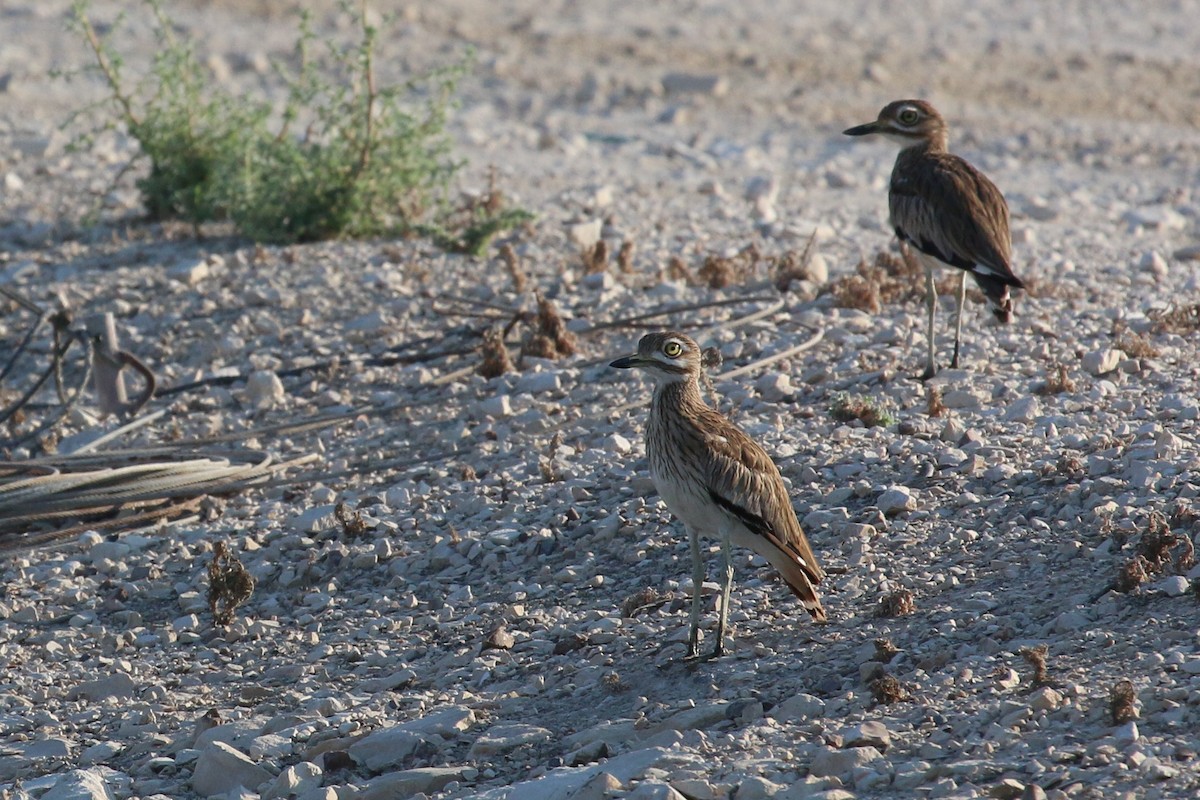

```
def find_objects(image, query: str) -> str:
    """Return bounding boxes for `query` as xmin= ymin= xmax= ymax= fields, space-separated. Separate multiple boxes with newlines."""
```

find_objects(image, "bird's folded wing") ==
xmin=696 ymin=415 xmax=825 ymax=584
xmin=890 ymin=156 xmax=1020 ymax=287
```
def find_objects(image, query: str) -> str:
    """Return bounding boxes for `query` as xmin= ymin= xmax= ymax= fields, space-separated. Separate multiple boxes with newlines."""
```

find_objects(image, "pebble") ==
xmin=840 ymin=720 xmax=892 ymax=752
xmin=756 ymin=372 xmax=793 ymax=402
xmin=661 ymin=72 xmax=728 ymax=96
xmin=1029 ymin=687 xmax=1064 ymax=712
xmin=1154 ymin=575 xmax=1189 ymax=597
xmin=515 ymin=371 xmax=562 ymax=394
xmin=167 ymin=258 xmax=210 ymax=286
xmin=244 ymin=370 xmax=286 ymax=408
xmin=568 ymin=219 xmax=603 ymax=249
xmin=40 ymin=767 xmax=129 ymax=800
xmin=261 ymin=762 xmax=323 ymax=800
xmin=1138 ymin=250 xmax=1169 ymax=280
xmin=470 ymin=723 xmax=553 ymax=756
xmin=348 ymin=728 xmax=431 ymax=772
xmin=1122 ymin=205 xmax=1186 ymax=230
xmin=941 ymin=389 xmax=983 ymax=409
xmin=1113 ymin=721 xmax=1139 ymax=745
xmin=809 ymin=745 xmax=883 ymax=778
xmin=734 ymin=777 xmax=785 ymax=800
xmin=1005 ymin=395 xmax=1040 ymax=423
xmin=190 ymin=742 xmax=272 ymax=796
xmin=479 ymin=394 xmax=513 ymax=417
xmin=877 ymin=486 xmax=917 ymax=515
xmin=772 ymin=693 xmax=826 ymax=722
xmin=1082 ymin=348 xmax=1120 ymax=376
xmin=360 ymin=767 xmax=474 ymax=800
xmin=69 ymin=673 xmax=137 ymax=702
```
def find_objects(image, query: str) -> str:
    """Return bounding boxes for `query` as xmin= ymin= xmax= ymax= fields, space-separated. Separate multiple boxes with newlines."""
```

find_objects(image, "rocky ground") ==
xmin=3 ymin=1 xmax=1200 ymax=799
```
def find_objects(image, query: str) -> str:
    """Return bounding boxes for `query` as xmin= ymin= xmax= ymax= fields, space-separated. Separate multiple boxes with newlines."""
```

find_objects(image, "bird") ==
xmin=843 ymin=99 xmax=1026 ymax=379
xmin=610 ymin=331 xmax=826 ymax=659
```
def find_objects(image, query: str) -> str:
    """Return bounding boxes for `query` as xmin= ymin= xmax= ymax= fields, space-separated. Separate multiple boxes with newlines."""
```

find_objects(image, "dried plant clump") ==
xmin=1114 ymin=555 xmax=1150 ymax=593
xmin=1138 ymin=511 xmax=1180 ymax=570
xmin=934 ymin=273 xmax=987 ymax=306
xmin=1169 ymin=501 xmax=1199 ymax=531
xmin=697 ymin=255 xmax=735 ymax=289
xmin=620 ymin=586 xmax=662 ymax=618
xmin=830 ymin=270 xmax=882 ymax=313
xmin=926 ymin=385 xmax=946 ymax=417
xmin=830 ymin=393 xmax=896 ymax=428
xmin=539 ymin=431 xmax=564 ymax=483
xmin=1035 ymin=363 xmax=1077 ymax=395
xmin=1056 ymin=453 xmax=1084 ymax=476
xmin=878 ymin=589 xmax=916 ymax=617
xmin=1175 ymin=535 xmax=1196 ymax=575
xmin=874 ymin=638 xmax=900 ymax=662
xmin=1148 ymin=302 xmax=1200 ymax=335
xmin=334 ymin=501 xmax=369 ymax=538
xmin=666 ymin=255 xmax=691 ymax=282
xmin=869 ymin=673 xmax=910 ymax=704
xmin=208 ymin=540 xmax=255 ymax=627
xmin=582 ymin=239 xmax=609 ymax=274
xmin=772 ymin=231 xmax=820 ymax=291
xmin=617 ymin=240 xmax=635 ymax=273
xmin=1019 ymin=644 xmax=1050 ymax=685
xmin=1110 ymin=679 xmax=1137 ymax=724
xmin=500 ymin=243 xmax=526 ymax=294
xmin=700 ymin=348 xmax=724 ymax=373
xmin=1110 ymin=511 xmax=1197 ymax=594
xmin=1117 ymin=330 xmax=1160 ymax=359
xmin=831 ymin=247 xmax=927 ymax=313
xmin=522 ymin=292 xmax=578 ymax=360
xmin=600 ymin=671 xmax=628 ymax=693
xmin=696 ymin=244 xmax=761 ymax=289
xmin=478 ymin=326 xmax=513 ymax=378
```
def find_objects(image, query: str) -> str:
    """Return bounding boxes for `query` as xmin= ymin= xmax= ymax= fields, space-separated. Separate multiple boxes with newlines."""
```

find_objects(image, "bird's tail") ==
xmin=771 ymin=553 xmax=828 ymax=622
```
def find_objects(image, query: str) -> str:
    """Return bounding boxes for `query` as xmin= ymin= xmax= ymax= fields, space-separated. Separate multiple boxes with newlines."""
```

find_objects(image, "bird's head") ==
xmin=843 ymin=99 xmax=948 ymax=150
xmin=610 ymin=331 xmax=701 ymax=385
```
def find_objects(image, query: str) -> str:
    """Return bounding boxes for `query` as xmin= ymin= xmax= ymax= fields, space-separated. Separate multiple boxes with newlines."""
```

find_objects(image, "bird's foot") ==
xmin=918 ymin=364 xmax=939 ymax=381
xmin=682 ymin=646 xmax=724 ymax=664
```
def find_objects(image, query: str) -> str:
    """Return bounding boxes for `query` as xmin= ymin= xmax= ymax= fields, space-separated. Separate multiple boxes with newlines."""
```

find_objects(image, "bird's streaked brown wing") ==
xmin=890 ymin=153 xmax=1022 ymax=289
xmin=690 ymin=407 xmax=826 ymax=590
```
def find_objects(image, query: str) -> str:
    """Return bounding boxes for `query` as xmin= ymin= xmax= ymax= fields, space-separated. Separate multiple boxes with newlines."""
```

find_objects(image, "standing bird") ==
xmin=844 ymin=100 xmax=1025 ymax=378
xmin=610 ymin=332 xmax=826 ymax=659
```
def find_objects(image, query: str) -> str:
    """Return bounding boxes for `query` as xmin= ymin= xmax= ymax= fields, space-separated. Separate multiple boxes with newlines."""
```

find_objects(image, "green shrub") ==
xmin=68 ymin=0 xmax=526 ymax=246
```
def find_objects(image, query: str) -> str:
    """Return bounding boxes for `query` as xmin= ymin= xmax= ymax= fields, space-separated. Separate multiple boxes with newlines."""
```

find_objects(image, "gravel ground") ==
xmin=3 ymin=1 xmax=1200 ymax=799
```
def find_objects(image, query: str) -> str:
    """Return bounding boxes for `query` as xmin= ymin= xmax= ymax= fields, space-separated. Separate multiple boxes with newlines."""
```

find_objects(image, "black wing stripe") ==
xmin=709 ymin=489 xmax=774 ymax=539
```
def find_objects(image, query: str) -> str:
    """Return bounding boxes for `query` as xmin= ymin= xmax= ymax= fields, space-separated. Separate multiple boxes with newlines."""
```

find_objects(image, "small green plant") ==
xmin=68 ymin=0 xmax=527 ymax=246
xmin=830 ymin=392 xmax=896 ymax=428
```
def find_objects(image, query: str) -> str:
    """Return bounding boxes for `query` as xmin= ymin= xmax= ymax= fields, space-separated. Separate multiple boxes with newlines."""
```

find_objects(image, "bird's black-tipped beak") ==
xmin=609 ymin=354 xmax=643 ymax=369
xmin=843 ymin=121 xmax=881 ymax=137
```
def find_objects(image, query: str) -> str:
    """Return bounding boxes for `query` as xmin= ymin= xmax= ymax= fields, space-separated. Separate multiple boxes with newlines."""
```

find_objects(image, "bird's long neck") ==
xmin=651 ymin=375 xmax=706 ymax=421
xmin=896 ymin=132 xmax=949 ymax=161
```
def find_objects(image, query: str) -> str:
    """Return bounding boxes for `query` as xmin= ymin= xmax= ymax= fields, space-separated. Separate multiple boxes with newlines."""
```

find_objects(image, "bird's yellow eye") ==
xmin=898 ymin=108 xmax=920 ymax=125
xmin=663 ymin=341 xmax=683 ymax=358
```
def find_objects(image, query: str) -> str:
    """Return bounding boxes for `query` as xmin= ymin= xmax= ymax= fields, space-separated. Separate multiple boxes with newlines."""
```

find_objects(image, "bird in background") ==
xmin=844 ymin=99 xmax=1026 ymax=379
xmin=610 ymin=332 xmax=826 ymax=660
